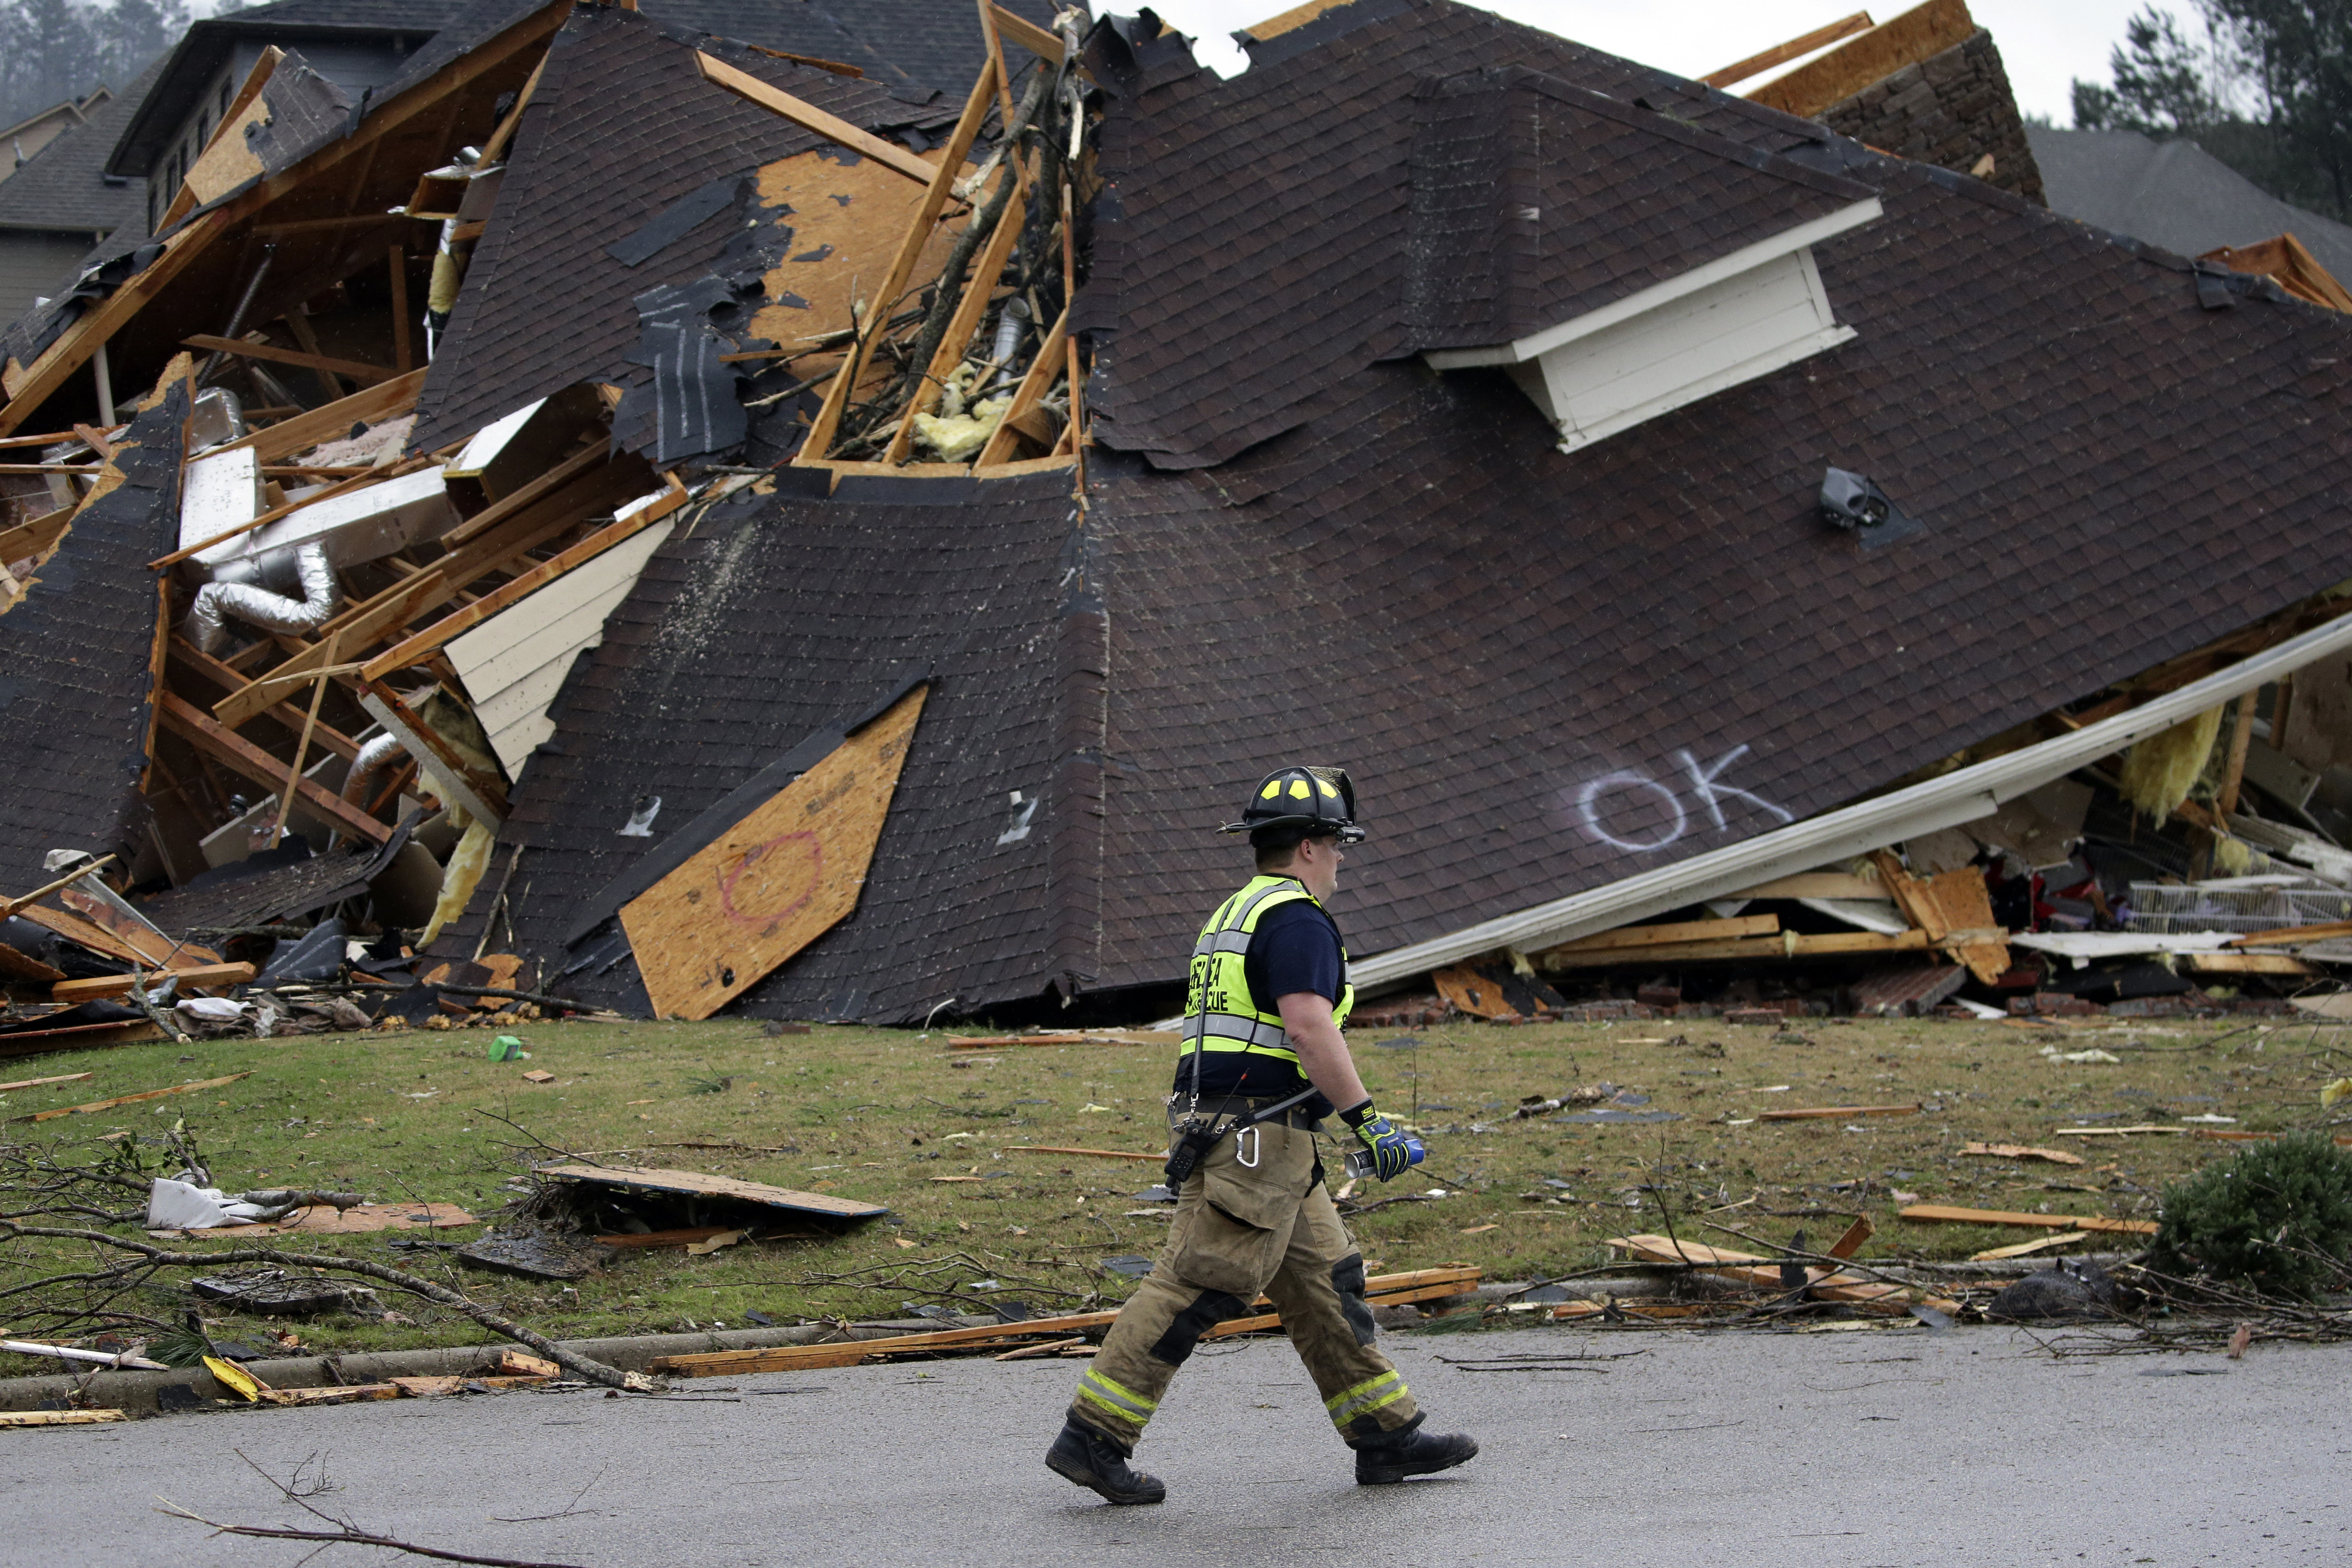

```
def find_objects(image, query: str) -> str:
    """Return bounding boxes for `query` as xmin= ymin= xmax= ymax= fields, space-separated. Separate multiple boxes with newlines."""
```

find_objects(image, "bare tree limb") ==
xmin=1 ymin=1221 xmax=644 ymax=1389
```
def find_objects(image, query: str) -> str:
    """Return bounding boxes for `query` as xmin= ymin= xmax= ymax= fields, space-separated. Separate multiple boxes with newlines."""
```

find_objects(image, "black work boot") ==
xmin=1353 ymin=1417 xmax=1479 ymax=1485
xmin=1046 ymin=1418 xmax=1167 ymax=1505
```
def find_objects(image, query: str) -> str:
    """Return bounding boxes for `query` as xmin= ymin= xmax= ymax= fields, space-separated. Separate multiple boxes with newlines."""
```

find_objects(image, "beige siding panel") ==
xmin=445 ymin=519 xmax=676 ymax=777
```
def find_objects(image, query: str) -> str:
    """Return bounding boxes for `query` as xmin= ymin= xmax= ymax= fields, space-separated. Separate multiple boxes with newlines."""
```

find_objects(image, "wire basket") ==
xmin=2125 ymin=880 xmax=2352 ymax=934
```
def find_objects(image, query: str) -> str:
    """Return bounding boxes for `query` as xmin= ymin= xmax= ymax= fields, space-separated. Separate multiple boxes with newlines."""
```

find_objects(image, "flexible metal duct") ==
xmin=339 ymin=733 xmax=406 ymax=808
xmin=185 ymin=541 xmax=339 ymax=655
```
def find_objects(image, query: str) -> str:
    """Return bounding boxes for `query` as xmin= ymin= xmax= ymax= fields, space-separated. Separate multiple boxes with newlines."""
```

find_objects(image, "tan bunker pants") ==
xmin=1066 ymin=1113 xmax=1418 ymax=1452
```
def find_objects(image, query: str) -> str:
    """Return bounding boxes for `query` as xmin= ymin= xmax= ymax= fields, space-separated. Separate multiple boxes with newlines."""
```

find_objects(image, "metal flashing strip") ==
xmin=1352 ymin=602 xmax=2352 ymax=988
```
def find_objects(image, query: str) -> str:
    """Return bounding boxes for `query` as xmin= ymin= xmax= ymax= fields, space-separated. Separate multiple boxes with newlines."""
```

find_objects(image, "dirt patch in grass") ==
xmin=4 ymin=1012 xmax=2344 ymax=1366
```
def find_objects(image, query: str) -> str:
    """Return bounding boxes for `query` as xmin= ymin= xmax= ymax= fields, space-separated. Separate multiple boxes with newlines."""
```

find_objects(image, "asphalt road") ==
xmin=9 ymin=1322 xmax=2346 ymax=1568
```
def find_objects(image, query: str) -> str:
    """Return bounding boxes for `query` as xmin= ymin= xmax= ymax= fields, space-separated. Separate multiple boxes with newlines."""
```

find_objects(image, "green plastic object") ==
xmin=489 ymin=1035 xmax=525 ymax=1062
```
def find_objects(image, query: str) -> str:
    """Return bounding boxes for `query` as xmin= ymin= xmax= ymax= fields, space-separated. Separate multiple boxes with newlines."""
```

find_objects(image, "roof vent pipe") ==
xmin=185 ymin=541 xmax=340 ymax=655
xmin=991 ymin=297 xmax=1030 ymax=394
xmin=339 ymin=733 xmax=406 ymax=808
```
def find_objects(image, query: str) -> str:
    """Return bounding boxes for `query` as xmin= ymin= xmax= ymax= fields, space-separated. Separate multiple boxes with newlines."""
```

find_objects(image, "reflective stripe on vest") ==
xmin=1178 ymin=874 xmax=1354 ymax=1070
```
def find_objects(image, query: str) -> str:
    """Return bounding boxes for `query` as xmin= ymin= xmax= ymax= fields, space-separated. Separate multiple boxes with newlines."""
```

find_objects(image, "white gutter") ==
xmin=1352 ymin=602 xmax=2352 ymax=988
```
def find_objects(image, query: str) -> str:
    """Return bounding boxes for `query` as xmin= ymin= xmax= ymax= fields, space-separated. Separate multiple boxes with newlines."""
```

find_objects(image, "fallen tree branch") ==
xmin=0 ymin=1221 xmax=644 ymax=1388
xmin=161 ymin=1451 xmax=590 ymax=1567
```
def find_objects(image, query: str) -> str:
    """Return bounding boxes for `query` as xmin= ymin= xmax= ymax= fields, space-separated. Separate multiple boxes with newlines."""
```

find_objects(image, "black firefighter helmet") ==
xmin=1219 ymin=765 xmax=1367 ymax=843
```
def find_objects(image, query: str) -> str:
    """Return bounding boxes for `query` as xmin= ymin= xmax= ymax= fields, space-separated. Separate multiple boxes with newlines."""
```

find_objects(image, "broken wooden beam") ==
xmin=51 ymin=963 xmax=256 ymax=1004
xmin=646 ymin=1267 xmax=1482 ymax=1376
xmin=157 ymin=693 xmax=392 ymax=844
xmin=180 ymin=334 xmax=395 ymax=386
xmin=1701 ymin=11 xmax=1874 ymax=87
xmin=19 ymin=1071 xmax=252 ymax=1123
xmin=1897 ymin=1203 xmax=2157 ymax=1236
xmin=694 ymin=52 xmax=937 ymax=185
xmin=1755 ymin=1102 xmax=1922 ymax=1122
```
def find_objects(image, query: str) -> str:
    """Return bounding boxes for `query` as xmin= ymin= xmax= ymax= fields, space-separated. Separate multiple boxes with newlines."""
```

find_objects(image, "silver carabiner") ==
xmin=1235 ymin=1124 xmax=1261 ymax=1169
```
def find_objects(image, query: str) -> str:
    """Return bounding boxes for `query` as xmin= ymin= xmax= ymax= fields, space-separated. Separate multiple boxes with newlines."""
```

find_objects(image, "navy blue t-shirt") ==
xmin=1172 ymin=898 xmax=1343 ymax=1102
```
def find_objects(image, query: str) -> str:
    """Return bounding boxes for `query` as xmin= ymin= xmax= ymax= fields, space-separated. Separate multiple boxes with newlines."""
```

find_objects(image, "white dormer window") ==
xmin=1406 ymin=68 xmax=1883 ymax=453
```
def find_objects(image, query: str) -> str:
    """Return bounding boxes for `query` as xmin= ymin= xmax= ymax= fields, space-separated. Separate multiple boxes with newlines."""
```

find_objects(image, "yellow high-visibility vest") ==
xmin=1177 ymin=874 xmax=1354 ymax=1072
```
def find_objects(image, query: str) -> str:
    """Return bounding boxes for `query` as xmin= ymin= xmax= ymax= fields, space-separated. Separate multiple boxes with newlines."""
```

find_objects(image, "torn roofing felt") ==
xmin=0 ymin=382 xmax=189 ymax=895
xmin=404 ymin=3 xmax=958 ymax=454
xmin=443 ymin=0 xmax=2352 ymax=1022
xmin=1401 ymin=66 xmax=1874 ymax=352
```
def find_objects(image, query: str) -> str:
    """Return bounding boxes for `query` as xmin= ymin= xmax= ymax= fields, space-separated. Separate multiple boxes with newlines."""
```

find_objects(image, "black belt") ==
xmin=1184 ymin=1095 xmax=1324 ymax=1131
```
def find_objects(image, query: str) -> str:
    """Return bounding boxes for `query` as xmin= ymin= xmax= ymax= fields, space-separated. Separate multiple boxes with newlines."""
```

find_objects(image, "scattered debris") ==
xmin=1960 ymin=1142 xmax=2087 ymax=1166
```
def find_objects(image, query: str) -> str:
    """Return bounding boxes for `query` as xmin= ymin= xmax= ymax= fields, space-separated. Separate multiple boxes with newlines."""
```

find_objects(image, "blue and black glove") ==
xmin=1340 ymin=1100 xmax=1420 ymax=1182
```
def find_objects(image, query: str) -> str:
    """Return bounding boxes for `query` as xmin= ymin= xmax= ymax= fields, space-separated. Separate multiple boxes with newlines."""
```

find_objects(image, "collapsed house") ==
xmin=2 ymin=0 xmax=2352 ymax=1042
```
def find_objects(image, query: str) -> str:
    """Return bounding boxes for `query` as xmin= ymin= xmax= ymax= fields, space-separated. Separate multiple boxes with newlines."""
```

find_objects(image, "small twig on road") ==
xmin=156 ymin=1451 xmax=592 ymax=1568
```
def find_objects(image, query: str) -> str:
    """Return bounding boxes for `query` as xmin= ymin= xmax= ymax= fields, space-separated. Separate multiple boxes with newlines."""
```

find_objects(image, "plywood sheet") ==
xmin=621 ymin=685 xmax=926 ymax=1020
xmin=750 ymin=148 xmax=960 ymax=354
xmin=537 ymin=1163 xmax=887 ymax=1219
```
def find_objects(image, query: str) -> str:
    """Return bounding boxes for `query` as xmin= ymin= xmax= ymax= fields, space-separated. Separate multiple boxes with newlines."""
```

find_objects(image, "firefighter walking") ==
xmin=1045 ymin=766 xmax=1479 ymax=1504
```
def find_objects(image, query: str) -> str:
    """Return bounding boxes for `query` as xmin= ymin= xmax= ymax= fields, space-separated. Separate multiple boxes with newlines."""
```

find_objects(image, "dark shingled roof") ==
xmin=0 ymin=382 xmax=188 ymax=895
xmin=0 ymin=56 xmax=160 ymax=241
xmin=484 ymin=469 xmax=1085 ymax=1021
xmin=405 ymin=3 xmax=959 ymax=454
xmin=1403 ymin=65 xmax=1873 ymax=352
xmin=429 ymin=0 xmax=2352 ymax=1022
xmin=2027 ymin=125 xmax=2352 ymax=287
xmin=1081 ymin=0 xmax=1832 ymax=471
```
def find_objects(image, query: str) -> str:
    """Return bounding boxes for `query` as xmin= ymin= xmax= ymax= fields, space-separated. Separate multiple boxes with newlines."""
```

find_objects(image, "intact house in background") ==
xmin=2 ymin=0 xmax=2352 ymax=1047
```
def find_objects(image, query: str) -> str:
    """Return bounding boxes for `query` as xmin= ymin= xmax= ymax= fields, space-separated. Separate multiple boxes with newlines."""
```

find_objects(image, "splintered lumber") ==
xmin=883 ymin=155 xmax=1029 ymax=463
xmin=1827 ymin=1215 xmax=1873 ymax=1259
xmin=2186 ymin=952 xmax=2319 ymax=976
xmin=2056 ymin=1124 xmax=2184 ymax=1137
xmin=945 ymin=1029 xmax=1174 ymax=1048
xmin=648 ymin=1268 xmax=1482 ymax=1376
xmin=180 ymin=334 xmax=394 ymax=387
xmin=1724 ymin=872 xmax=1889 ymax=901
xmin=1540 ymin=929 xmax=1952 ymax=969
xmin=535 ymin=1164 xmax=887 ymax=1221
xmin=0 ymin=944 xmax=67 ymax=985
xmin=358 ymin=483 xmax=693 ymax=680
xmin=1755 ymin=1102 xmax=1921 ymax=1122
xmin=1004 ymin=1146 xmax=1165 ymax=1161
xmin=210 ymin=369 xmax=427 ymax=464
xmin=1897 ymin=1203 xmax=2157 ymax=1236
xmin=2225 ymin=919 xmax=2352 ymax=948
xmin=51 ymin=963 xmax=255 ymax=1004
xmin=1701 ymin=11 xmax=1875 ymax=87
xmin=167 ymin=636 xmax=364 ymax=759
xmin=257 ymin=1383 xmax=402 ymax=1407
xmin=1543 ymin=914 xmax=1780 ymax=955
xmin=1870 ymin=849 xmax=2009 ymax=984
xmin=0 ymin=1071 xmax=92 ymax=1093
xmin=157 ymin=693 xmax=392 ymax=844
xmin=10 ymin=903 xmax=165 ymax=968
xmin=989 ymin=3 xmax=1068 ymax=63
xmin=973 ymin=302 xmax=1071 ymax=467
xmin=19 ymin=1072 xmax=251 ymax=1123
xmin=1606 ymin=1234 xmax=1885 ymax=1295
xmin=2201 ymin=233 xmax=2352 ymax=314
xmin=1961 ymin=1141 xmax=2086 ymax=1165
xmin=213 ymin=453 xmax=643 ymax=730
xmin=1971 ymin=1232 xmax=2089 ymax=1261
xmin=622 ymin=686 xmax=926 ymax=1020
xmin=694 ymin=52 xmax=937 ymax=185
xmin=0 ymin=854 xmax=116 ymax=920
xmin=798 ymin=57 xmax=998 ymax=458
xmin=0 ymin=1410 xmax=126 ymax=1427
xmin=1746 ymin=0 xmax=1978 ymax=120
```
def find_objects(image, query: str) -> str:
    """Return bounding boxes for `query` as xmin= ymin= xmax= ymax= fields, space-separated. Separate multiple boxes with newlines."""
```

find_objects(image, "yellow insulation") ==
xmin=420 ymin=813 xmax=495 ymax=949
xmin=2117 ymin=705 xmax=2225 ymax=818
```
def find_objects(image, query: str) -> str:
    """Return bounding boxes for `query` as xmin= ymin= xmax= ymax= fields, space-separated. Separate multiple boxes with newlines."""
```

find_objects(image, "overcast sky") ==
xmin=1147 ymin=1 xmax=2158 ymax=126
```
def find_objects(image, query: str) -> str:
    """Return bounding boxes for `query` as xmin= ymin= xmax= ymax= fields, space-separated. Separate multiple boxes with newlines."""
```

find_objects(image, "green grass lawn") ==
xmin=2 ymin=1010 xmax=2343 ymax=1370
